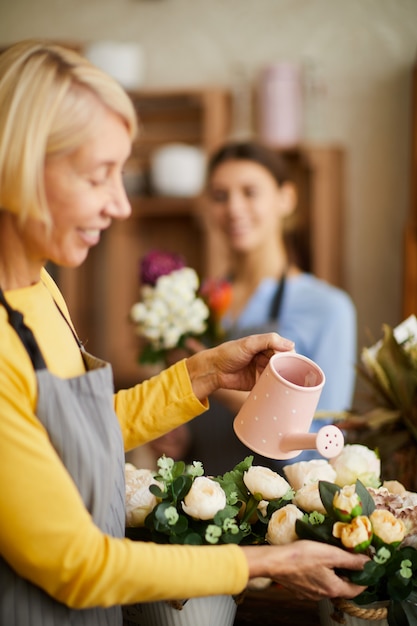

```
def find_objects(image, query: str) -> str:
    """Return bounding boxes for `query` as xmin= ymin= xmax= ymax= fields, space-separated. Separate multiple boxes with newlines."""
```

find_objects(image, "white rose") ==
xmin=125 ymin=466 xmax=159 ymax=527
xmin=243 ymin=466 xmax=291 ymax=500
xmin=283 ymin=459 xmax=337 ymax=491
xmin=182 ymin=477 xmax=227 ymax=520
xmin=266 ymin=504 xmax=304 ymax=545
xmin=330 ymin=444 xmax=381 ymax=487
xmin=293 ymin=483 xmax=326 ymax=514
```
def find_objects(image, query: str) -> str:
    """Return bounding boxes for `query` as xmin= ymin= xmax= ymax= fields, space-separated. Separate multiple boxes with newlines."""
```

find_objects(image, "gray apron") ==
xmin=0 ymin=290 xmax=126 ymax=626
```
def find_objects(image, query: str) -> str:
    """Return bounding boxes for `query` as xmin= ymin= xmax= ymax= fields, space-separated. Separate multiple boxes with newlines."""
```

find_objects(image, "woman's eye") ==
xmin=210 ymin=190 xmax=228 ymax=203
xmin=244 ymin=187 xmax=257 ymax=198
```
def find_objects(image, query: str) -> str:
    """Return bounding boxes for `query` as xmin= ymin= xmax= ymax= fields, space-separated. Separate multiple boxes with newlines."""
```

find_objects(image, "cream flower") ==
xmin=243 ymin=466 xmax=291 ymax=500
xmin=293 ymin=483 xmax=326 ymax=514
xmin=330 ymin=444 xmax=381 ymax=488
xmin=266 ymin=504 xmax=304 ymax=545
xmin=333 ymin=485 xmax=362 ymax=521
xmin=333 ymin=516 xmax=373 ymax=552
xmin=182 ymin=476 xmax=226 ymax=520
xmin=125 ymin=466 xmax=159 ymax=527
xmin=283 ymin=459 xmax=337 ymax=492
xmin=370 ymin=509 xmax=406 ymax=545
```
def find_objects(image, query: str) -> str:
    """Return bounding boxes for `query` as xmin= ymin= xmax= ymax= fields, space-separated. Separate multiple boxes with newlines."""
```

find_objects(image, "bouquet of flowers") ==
xmin=130 ymin=250 xmax=232 ymax=365
xmin=124 ymin=444 xmax=417 ymax=624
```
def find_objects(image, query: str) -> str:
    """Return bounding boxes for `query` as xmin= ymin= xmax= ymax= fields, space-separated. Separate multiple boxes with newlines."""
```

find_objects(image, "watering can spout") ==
xmin=279 ymin=425 xmax=344 ymax=459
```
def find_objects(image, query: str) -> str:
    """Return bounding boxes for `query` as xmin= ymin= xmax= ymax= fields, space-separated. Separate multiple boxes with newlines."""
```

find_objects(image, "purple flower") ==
xmin=140 ymin=250 xmax=186 ymax=286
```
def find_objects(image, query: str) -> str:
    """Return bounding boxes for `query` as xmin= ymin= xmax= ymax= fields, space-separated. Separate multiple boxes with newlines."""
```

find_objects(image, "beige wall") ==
xmin=1 ymin=0 xmax=417 ymax=359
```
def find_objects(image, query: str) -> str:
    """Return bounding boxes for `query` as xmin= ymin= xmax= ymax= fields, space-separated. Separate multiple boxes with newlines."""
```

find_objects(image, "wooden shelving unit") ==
xmin=54 ymin=86 xmax=346 ymax=389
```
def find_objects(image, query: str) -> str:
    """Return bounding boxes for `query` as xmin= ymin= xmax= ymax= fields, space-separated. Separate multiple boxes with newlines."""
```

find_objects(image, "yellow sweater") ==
xmin=0 ymin=269 xmax=248 ymax=608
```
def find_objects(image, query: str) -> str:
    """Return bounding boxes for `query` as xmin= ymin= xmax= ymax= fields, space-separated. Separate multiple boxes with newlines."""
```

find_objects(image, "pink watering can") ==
xmin=233 ymin=352 xmax=344 ymax=460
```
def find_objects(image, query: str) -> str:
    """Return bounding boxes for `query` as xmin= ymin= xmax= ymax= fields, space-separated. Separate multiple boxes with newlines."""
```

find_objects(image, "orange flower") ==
xmin=200 ymin=279 xmax=232 ymax=321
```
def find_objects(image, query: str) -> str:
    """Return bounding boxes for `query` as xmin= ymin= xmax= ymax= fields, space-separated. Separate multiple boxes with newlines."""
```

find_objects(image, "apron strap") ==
xmin=0 ymin=288 xmax=47 ymax=370
xmin=268 ymin=273 xmax=287 ymax=321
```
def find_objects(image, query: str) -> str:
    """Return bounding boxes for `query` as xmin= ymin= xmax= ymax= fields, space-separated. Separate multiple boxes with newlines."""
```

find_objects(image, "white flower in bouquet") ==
xmin=293 ymin=483 xmax=327 ymax=514
xmin=266 ymin=504 xmax=304 ymax=545
xmin=182 ymin=476 xmax=227 ymax=520
xmin=329 ymin=444 xmax=381 ymax=488
xmin=131 ymin=266 xmax=209 ymax=353
xmin=283 ymin=459 xmax=337 ymax=491
xmin=125 ymin=465 xmax=159 ymax=526
xmin=243 ymin=466 xmax=292 ymax=500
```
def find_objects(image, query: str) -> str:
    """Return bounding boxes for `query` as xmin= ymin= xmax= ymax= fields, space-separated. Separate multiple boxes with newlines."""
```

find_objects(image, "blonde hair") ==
xmin=0 ymin=39 xmax=138 ymax=224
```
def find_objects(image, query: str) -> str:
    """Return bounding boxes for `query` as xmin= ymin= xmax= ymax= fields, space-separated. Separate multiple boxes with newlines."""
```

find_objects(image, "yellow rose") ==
xmin=333 ymin=485 xmax=362 ymax=521
xmin=266 ymin=504 xmax=304 ymax=545
xmin=333 ymin=516 xmax=373 ymax=552
xmin=370 ymin=509 xmax=406 ymax=546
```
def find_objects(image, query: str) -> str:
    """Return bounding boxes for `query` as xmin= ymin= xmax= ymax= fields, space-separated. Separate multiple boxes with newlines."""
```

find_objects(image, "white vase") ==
xmin=122 ymin=594 xmax=237 ymax=626
xmin=318 ymin=598 xmax=389 ymax=626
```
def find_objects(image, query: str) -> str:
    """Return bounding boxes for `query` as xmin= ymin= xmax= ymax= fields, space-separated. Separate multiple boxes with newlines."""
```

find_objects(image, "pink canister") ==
xmin=258 ymin=62 xmax=303 ymax=148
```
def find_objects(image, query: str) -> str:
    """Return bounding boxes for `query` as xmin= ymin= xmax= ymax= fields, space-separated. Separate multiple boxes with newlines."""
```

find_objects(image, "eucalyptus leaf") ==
xmin=171 ymin=475 xmax=192 ymax=501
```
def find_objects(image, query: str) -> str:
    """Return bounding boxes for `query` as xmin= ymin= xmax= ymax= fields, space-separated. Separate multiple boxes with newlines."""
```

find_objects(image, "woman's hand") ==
xmin=242 ymin=541 xmax=368 ymax=601
xmin=185 ymin=332 xmax=294 ymax=402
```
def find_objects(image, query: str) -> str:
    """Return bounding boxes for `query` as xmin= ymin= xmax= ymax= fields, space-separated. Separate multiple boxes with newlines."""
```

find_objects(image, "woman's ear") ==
xmin=278 ymin=182 xmax=298 ymax=217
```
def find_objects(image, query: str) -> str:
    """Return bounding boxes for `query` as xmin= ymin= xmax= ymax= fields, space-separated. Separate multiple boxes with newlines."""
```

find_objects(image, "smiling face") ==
xmin=207 ymin=159 xmax=294 ymax=254
xmin=21 ymin=101 xmax=132 ymax=273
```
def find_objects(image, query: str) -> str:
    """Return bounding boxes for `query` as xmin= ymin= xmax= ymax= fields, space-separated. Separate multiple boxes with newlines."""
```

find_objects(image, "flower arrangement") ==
xmin=130 ymin=250 xmax=210 ymax=364
xmin=124 ymin=444 xmax=417 ymax=624
xmin=130 ymin=250 xmax=232 ymax=365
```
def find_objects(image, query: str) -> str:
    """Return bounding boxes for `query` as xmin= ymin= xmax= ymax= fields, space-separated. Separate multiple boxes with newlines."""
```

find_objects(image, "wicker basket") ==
xmin=319 ymin=598 xmax=389 ymax=625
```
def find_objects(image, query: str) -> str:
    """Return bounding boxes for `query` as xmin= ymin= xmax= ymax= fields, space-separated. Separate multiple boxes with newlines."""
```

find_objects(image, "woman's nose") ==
xmin=105 ymin=175 xmax=132 ymax=220
xmin=226 ymin=192 xmax=246 ymax=217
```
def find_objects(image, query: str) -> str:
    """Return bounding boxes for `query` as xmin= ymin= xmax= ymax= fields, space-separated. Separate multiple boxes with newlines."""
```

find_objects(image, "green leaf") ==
xmin=318 ymin=481 xmax=340 ymax=516
xmin=295 ymin=518 xmax=339 ymax=546
xmin=349 ymin=559 xmax=385 ymax=586
xmin=171 ymin=475 xmax=192 ymax=502
xmin=149 ymin=484 xmax=167 ymax=499
xmin=355 ymin=479 xmax=375 ymax=516
xmin=387 ymin=600 xmax=412 ymax=626
xmin=183 ymin=532 xmax=203 ymax=545
xmin=214 ymin=456 xmax=254 ymax=504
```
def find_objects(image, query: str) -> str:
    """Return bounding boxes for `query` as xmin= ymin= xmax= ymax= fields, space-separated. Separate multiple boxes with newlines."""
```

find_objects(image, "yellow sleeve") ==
xmin=116 ymin=359 xmax=209 ymax=452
